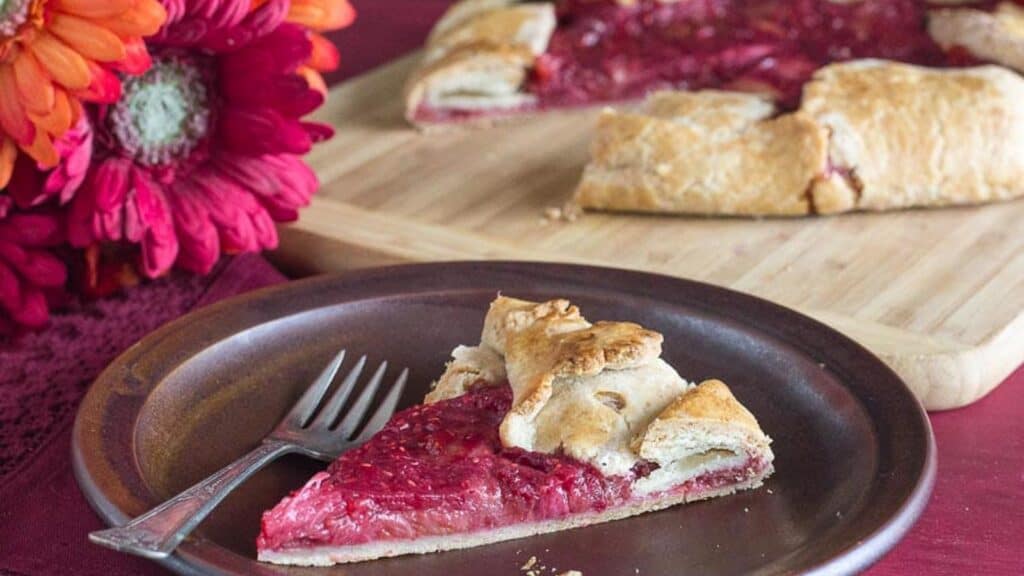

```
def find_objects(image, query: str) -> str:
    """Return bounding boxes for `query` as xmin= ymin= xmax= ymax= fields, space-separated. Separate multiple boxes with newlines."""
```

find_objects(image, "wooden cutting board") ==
xmin=275 ymin=53 xmax=1024 ymax=411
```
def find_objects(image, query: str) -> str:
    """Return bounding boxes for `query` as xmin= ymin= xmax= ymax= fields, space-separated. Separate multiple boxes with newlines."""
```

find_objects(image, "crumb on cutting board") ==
xmin=541 ymin=202 xmax=582 ymax=224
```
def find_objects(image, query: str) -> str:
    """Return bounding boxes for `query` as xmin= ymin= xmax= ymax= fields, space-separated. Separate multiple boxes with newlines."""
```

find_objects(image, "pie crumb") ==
xmin=522 ymin=556 xmax=538 ymax=570
xmin=542 ymin=202 xmax=582 ymax=223
xmin=556 ymin=571 xmax=583 ymax=576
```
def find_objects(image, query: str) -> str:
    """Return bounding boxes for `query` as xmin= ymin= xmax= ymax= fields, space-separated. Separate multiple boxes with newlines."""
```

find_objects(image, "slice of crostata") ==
xmin=257 ymin=296 xmax=774 ymax=566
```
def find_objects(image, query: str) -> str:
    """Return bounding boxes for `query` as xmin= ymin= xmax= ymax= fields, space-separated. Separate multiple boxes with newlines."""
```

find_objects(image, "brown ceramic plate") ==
xmin=73 ymin=262 xmax=934 ymax=576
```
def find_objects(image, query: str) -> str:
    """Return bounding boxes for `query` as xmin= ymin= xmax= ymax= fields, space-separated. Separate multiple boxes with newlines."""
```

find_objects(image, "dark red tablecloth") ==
xmin=2 ymin=2 xmax=1023 ymax=574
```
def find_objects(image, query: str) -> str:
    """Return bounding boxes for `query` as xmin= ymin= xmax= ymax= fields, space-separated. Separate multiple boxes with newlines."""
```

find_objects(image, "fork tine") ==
xmin=354 ymin=368 xmax=408 ymax=443
xmin=309 ymin=355 xmax=367 ymax=429
xmin=283 ymin=349 xmax=346 ymax=427
xmin=335 ymin=361 xmax=388 ymax=437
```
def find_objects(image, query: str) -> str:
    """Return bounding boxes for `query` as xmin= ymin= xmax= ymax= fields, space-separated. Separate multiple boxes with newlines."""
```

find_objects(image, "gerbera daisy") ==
xmin=0 ymin=0 xmax=167 ymax=184
xmin=68 ymin=0 xmax=327 ymax=278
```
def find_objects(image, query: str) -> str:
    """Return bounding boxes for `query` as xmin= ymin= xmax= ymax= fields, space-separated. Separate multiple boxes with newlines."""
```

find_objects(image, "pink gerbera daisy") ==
xmin=68 ymin=0 xmax=327 ymax=277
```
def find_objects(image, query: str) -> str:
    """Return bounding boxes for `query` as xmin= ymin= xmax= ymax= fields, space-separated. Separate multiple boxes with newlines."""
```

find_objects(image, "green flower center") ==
xmin=0 ymin=0 xmax=30 ymax=37
xmin=111 ymin=56 xmax=212 ymax=166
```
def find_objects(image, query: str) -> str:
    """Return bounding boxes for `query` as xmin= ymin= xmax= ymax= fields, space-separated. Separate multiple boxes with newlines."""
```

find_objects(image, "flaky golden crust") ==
xmin=499 ymin=316 xmax=677 ymax=473
xmin=428 ymin=296 xmax=774 ymax=481
xmin=928 ymin=2 xmax=1024 ymax=74
xmin=803 ymin=60 xmax=1024 ymax=212
xmin=647 ymin=379 xmax=761 ymax=433
xmin=575 ymin=60 xmax=1024 ymax=216
xmin=425 ymin=345 xmax=507 ymax=403
xmin=551 ymin=321 xmax=664 ymax=375
xmin=574 ymin=94 xmax=828 ymax=216
xmin=405 ymin=0 xmax=555 ymax=125
xmin=481 ymin=296 xmax=586 ymax=354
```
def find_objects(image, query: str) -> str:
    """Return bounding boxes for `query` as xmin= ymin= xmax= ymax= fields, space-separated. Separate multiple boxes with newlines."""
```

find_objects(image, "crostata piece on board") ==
xmin=258 ymin=296 xmax=774 ymax=566
xmin=405 ymin=0 xmax=1024 ymax=126
xmin=574 ymin=59 xmax=1024 ymax=215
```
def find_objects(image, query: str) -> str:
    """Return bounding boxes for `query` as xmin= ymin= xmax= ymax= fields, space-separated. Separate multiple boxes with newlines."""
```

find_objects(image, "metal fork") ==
xmin=89 ymin=350 xmax=408 ymax=559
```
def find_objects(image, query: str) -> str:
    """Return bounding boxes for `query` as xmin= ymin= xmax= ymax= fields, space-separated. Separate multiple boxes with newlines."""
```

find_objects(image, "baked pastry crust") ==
xmin=575 ymin=59 xmax=1024 ymax=215
xmin=804 ymin=59 xmax=1024 ymax=212
xmin=429 ymin=296 xmax=774 ymax=480
xmin=928 ymin=2 xmax=1024 ymax=73
xmin=574 ymin=91 xmax=828 ymax=216
xmin=404 ymin=0 xmax=556 ymax=125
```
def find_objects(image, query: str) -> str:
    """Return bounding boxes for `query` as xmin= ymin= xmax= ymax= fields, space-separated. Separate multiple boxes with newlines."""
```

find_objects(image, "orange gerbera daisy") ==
xmin=0 ymin=0 xmax=167 ymax=187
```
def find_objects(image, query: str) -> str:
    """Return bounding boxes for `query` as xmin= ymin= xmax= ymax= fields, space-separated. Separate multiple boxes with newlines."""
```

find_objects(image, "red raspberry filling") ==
xmin=532 ymin=0 xmax=954 ymax=108
xmin=415 ymin=0 xmax=1020 ymax=121
xmin=258 ymin=383 xmax=766 ymax=553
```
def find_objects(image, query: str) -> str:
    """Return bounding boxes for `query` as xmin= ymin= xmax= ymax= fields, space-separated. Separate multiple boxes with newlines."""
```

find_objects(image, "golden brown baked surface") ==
xmin=575 ymin=60 xmax=1024 ymax=216
xmin=575 ymin=91 xmax=828 ymax=216
xmin=928 ymin=2 xmax=1024 ymax=74
xmin=429 ymin=295 xmax=774 ymax=480
xmin=404 ymin=0 xmax=555 ymax=124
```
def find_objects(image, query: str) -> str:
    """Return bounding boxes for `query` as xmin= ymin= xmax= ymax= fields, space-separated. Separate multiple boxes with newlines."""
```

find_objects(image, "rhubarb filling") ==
xmin=258 ymin=383 xmax=768 ymax=553
xmin=413 ymin=0 xmax=1022 ymax=122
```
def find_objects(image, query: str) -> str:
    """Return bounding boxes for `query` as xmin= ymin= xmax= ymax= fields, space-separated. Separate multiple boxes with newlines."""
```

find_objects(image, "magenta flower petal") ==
xmin=202 ymin=0 xmax=290 ymax=52
xmin=221 ymin=107 xmax=312 ymax=155
xmin=0 ymin=240 xmax=67 ymax=288
xmin=92 ymin=159 xmax=132 ymax=212
xmin=156 ymin=0 xmax=248 ymax=48
xmin=0 ymin=211 xmax=67 ymax=331
xmin=302 ymin=122 xmax=335 ymax=143
xmin=222 ymin=74 xmax=323 ymax=118
xmin=6 ymin=154 xmax=44 ymax=208
xmin=0 ymin=260 xmax=21 ymax=319
xmin=0 ymin=213 xmax=64 ymax=248
xmin=200 ymin=172 xmax=279 ymax=253
xmin=215 ymin=153 xmax=317 ymax=221
xmin=48 ymin=117 xmax=94 ymax=204
xmin=67 ymin=183 xmax=99 ymax=248
xmin=221 ymin=23 xmax=312 ymax=77
xmin=132 ymin=175 xmax=179 ymax=278
xmin=166 ymin=180 xmax=221 ymax=274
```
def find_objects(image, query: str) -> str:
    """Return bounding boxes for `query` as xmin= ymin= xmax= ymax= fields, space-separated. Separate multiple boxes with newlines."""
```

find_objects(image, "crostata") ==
xmin=405 ymin=0 xmax=1024 ymax=215
xmin=257 ymin=296 xmax=774 ymax=565
xmin=405 ymin=0 xmax=1024 ymax=126
xmin=575 ymin=59 xmax=1024 ymax=215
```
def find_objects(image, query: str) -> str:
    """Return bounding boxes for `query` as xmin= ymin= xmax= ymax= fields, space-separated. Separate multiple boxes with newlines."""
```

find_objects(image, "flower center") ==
xmin=0 ymin=0 xmax=31 ymax=38
xmin=111 ymin=55 xmax=212 ymax=167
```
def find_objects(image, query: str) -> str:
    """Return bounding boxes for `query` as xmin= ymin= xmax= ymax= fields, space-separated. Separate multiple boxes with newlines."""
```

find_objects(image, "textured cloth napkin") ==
xmin=0 ymin=254 xmax=285 ymax=576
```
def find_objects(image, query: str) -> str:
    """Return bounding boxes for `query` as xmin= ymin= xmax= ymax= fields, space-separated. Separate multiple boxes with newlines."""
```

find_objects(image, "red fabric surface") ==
xmin=1 ymin=2 xmax=1023 ymax=574
xmin=0 ymin=254 xmax=286 ymax=576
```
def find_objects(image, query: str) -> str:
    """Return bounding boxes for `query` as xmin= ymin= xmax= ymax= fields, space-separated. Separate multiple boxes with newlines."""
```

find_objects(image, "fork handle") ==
xmin=89 ymin=440 xmax=294 ymax=559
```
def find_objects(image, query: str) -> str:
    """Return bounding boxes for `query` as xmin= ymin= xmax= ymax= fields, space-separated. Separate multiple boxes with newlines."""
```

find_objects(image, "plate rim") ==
xmin=72 ymin=261 xmax=936 ymax=576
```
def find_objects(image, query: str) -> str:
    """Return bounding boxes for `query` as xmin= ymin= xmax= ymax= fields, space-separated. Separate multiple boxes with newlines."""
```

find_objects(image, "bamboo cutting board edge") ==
xmin=276 ymin=53 xmax=1024 ymax=411
xmin=274 ymin=199 xmax=1024 ymax=411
